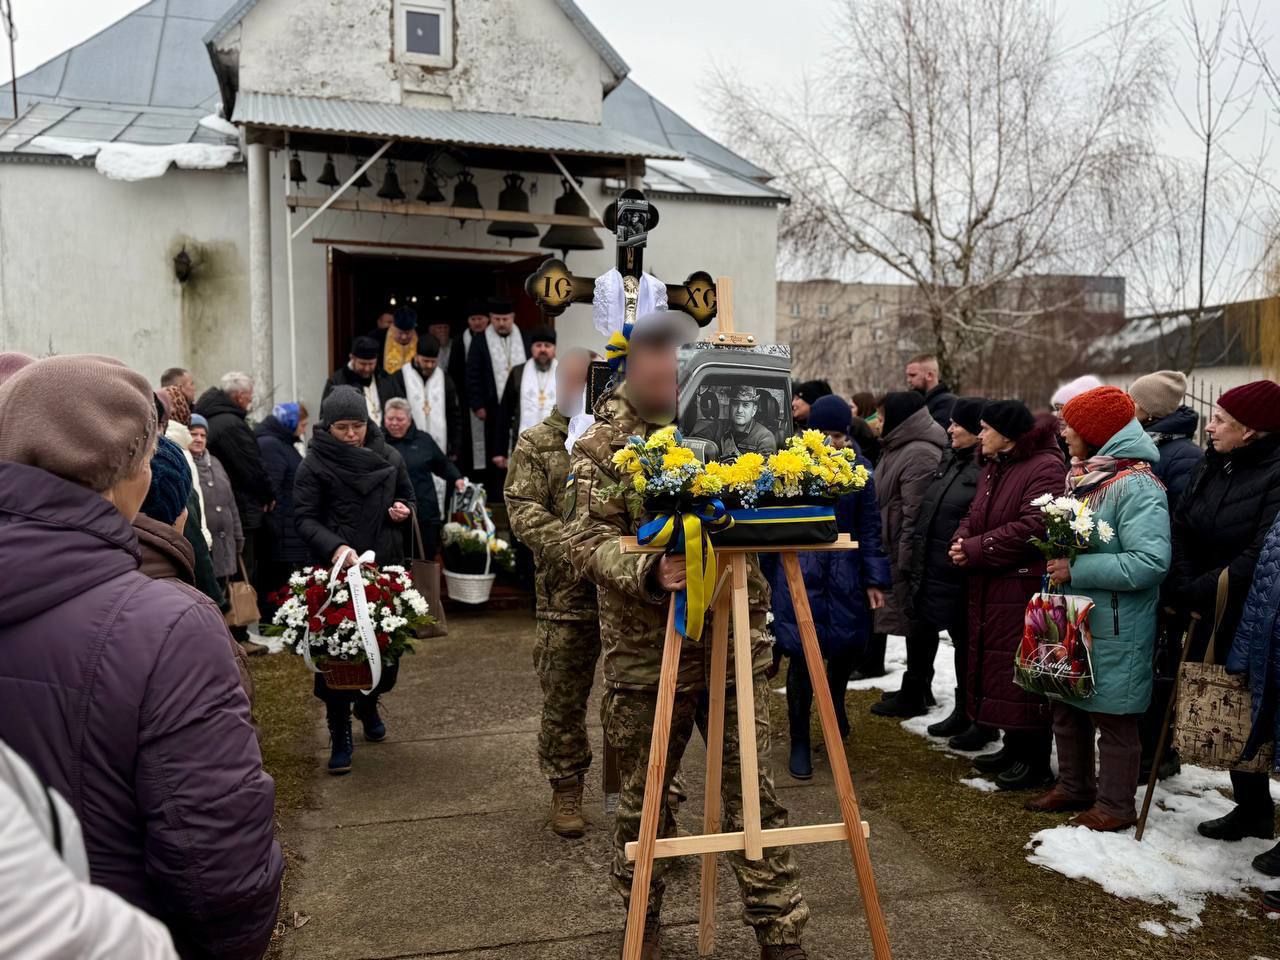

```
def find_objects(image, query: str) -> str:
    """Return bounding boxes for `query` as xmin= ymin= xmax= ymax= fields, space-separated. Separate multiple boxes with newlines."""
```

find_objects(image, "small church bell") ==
xmin=540 ymin=178 xmax=604 ymax=260
xmin=377 ymin=160 xmax=406 ymax=201
xmin=351 ymin=157 xmax=373 ymax=191
xmin=416 ymin=164 xmax=445 ymax=203
xmin=452 ymin=169 xmax=482 ymax=224
xmin=288 ymin=151 xmax=307 ymax=185
xmin=487 ymin=173 xmax=540 ymax=243
xmin=316 ymin=154 xmax=340 ymax=188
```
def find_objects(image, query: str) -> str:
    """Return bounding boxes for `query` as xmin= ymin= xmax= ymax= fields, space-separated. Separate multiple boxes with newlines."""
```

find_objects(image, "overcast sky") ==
xmin=6 ymin=0 xmax=1277 ymax=165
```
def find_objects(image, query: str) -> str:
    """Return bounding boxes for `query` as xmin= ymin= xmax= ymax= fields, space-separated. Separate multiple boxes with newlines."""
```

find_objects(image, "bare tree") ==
xmin=714 ymin=0 xmax=1166 ymax=389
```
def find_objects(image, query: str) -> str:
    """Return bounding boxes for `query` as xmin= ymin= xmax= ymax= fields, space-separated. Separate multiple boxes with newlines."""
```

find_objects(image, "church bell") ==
xmin=316 ymin=154 xmax=341 ymax=188
xmin=540 ymin=178 xmax=604 ymax=260
xmin=452 ymin=169 xmax=482 ymax=224
xmin=416 ymin=164 xmax=445 ymax=203
xmin=487 ymin=173 xmax=540 ymax=243
xmin=288 ymin=151 xmax=307 ymax=185
xmin=351 ymin=157 xmax=372 ymax=191
xmin=377 ymin=159 xmax=406 ymax=201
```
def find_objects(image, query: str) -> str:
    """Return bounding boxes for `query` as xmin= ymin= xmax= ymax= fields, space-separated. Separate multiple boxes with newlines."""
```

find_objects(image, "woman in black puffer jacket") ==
xmin=293 ymin=386 xmax=416 ymax=776
xmin=1163 ymin=381 xmax=1280 ymax=846
xmin=903 ymin=397 xmax=989 ymax=744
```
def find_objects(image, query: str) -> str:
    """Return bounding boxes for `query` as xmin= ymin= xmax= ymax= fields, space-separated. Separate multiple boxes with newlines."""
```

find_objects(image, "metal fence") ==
xmin=1180 ymin=375 xmax=1223 ymax=447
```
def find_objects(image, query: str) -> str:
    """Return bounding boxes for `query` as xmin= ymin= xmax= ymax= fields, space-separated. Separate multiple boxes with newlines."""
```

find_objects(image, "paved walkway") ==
xmin=278 ymin=609 xmax=1069 ymax=960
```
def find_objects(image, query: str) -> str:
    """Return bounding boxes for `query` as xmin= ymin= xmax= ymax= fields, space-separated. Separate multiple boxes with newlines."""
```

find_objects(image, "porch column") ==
xmin=246 ymin=140 xmax=273 ymax=412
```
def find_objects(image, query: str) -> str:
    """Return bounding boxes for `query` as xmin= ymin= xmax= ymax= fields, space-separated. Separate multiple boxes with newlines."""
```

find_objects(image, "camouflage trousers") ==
xmin=534 ymin=618 xmax=602 ymax=783
xmin=603 ymin=677 xmax=809 ymax=946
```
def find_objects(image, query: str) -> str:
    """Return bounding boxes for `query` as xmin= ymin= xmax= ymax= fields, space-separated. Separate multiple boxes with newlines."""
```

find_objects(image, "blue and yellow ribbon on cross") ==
xmin=637 ymin=500 xmax=733 ymax=642
xmin=605 ymin=320 xmax=634 ymax=373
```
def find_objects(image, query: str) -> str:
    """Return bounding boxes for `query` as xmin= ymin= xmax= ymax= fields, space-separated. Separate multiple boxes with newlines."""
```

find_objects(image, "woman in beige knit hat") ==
xmin=0 ymin=355 xmax=283 ymax=958
xmin=1128 ymin=370 xmax=1203 ymax=502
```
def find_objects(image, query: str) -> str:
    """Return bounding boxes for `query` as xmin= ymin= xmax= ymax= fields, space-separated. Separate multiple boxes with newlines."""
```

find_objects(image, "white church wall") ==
xmin=0 ymin=162 xmax=251 ymax=393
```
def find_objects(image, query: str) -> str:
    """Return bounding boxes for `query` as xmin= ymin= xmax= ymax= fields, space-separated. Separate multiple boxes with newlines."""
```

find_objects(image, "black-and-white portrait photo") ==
xmin=677 ymin=344 xmax=793 ymax=461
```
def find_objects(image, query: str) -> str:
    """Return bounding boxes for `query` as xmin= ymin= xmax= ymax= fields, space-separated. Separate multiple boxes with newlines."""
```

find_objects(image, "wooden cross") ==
xmin=524 ymin=188 xmax=719 ymax=326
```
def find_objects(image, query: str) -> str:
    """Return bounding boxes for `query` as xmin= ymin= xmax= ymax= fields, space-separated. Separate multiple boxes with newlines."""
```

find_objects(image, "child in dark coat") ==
xmin=765 ymin=395 xmax=891 ymax=780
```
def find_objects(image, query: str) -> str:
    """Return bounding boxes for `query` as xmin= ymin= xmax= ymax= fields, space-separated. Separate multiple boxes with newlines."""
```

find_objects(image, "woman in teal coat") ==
xmin=1025 ymin=387 xmax=1171 ymax=832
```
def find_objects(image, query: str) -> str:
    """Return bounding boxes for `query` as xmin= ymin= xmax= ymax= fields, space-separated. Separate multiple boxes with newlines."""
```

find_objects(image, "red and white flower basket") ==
xmin=267 ymin=549 xmax=434 ymax=692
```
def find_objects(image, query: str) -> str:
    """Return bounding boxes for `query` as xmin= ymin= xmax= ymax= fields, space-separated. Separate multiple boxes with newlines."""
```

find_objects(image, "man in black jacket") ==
xmin=322 ymin=337 xmax=388 ymax=425
xmin=897 ymin=397 xmax=996 ymax=748
xmin=906 ymin=354 xmax=957 ymax=429
xmin=194 ymin=373 xmax=274 ymax=617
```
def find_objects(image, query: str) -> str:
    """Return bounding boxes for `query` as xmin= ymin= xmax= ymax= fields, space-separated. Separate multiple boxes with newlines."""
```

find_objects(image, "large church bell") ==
xmin=540 ymin=178 xmax=604 ymax=260
xmin=487 ymin=173 xmax=540 ymax=243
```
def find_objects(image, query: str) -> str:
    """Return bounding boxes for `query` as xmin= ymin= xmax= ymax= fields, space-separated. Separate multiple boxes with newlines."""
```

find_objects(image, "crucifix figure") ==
xmin=525 ymin=188 xmax=719 ymax=328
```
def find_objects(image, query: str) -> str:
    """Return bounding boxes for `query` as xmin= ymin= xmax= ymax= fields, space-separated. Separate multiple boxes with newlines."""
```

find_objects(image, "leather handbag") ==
xmin=411 ymin=511 xmax=447 ymax=638
xmin=1174 ymin=570 xmax=1273 ymax=773
xmin=223 ymin=555 xmax=260 ymax=628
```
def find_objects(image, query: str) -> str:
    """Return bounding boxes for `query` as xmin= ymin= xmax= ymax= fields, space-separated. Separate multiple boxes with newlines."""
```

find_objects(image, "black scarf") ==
xmin=309 ymin=427 xmax=395 ymax=496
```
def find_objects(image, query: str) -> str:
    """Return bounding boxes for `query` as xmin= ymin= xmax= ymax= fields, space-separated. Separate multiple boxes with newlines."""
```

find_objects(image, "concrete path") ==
xmin=278 ymin=609 xmax=1068 ymax=960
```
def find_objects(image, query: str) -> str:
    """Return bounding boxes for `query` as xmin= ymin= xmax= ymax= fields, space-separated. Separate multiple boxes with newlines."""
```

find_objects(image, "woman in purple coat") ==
xmin=951 ymin=401 xmax=1066 ymax=791
xmin=0 ymin=356 xmax=282 ymax=960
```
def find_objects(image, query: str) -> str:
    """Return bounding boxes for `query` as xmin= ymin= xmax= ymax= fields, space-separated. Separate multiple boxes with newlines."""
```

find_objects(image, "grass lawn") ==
xmin=819 ymin=688 xmax=1279 ymax=959
xmin=249 ymin=653 xmax=321 ymax=957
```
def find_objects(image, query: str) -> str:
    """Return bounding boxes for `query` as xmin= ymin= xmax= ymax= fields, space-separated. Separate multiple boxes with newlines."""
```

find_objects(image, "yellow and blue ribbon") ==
xmin=605 ymin=320 xmax=634 ymax=373
xmin=637 ymin=500 xmax=733 ymax=642
xmin=726 ymin=504 xmax=837 ymax=525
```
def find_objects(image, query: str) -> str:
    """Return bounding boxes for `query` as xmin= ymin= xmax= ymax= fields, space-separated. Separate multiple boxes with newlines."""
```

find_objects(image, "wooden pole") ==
xmin=622 ymin=599 xmax=683 ymax=960
xmin=1136 ymin=614 xmax=1199 ymax=842
xmin=783 ymin=552 xmax=893 ymax=960
xmin=729 ymin=554 xmax=764 ymax=861
xmin=716 ymin=276 xmax=734 ymax=334
xmin=698 ymin=589 xmax=731 ymax=956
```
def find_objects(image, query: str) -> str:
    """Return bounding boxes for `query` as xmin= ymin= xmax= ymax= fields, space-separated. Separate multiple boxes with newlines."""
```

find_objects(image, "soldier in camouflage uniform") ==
xmin=565 ymin=313 xmax=809 ymax=960
xmin=505 ymin=349 xmax=600 ymax=839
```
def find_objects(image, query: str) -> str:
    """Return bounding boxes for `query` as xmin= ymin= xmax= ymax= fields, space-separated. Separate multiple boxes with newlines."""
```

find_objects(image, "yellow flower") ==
xmin=645 ymin=426 xmax=678 ymax=451
xmin=612 ymin=447 xmax=638 ymax=469
xmin=800 ymin=429 xmax=828 ymax=454
xmin=662 ymin=446 xmax=696 ymax=471
xmin=769 ymin=450 xmax=809 ymax=486
xmin=692 ymin=472 xmax=725 ymax=497
xmin=634 ymin=474 xmax=648 ymax=493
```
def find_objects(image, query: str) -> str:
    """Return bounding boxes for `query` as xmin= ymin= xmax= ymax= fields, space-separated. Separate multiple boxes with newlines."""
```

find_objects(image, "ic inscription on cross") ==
xmin=524 ymin=187 xmax=719 ymax=328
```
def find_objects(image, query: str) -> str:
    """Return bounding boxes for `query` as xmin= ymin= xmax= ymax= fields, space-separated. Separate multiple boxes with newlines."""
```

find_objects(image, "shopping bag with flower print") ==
xmin=1015 ymin=583 xmax=1096 ymax=700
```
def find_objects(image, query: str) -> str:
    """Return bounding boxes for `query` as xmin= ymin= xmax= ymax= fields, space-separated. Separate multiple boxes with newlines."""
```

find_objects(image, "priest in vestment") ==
xmin=466 ymin=298 xmax=529 ymax=499
xmin=501 ymin=325 xmax=558 ymax=456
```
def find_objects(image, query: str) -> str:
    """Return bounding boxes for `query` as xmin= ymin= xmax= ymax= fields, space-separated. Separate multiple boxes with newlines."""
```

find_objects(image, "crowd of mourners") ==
xmin=1 ymin=319 xmax=1280 ymax=957
xmin=784 ymin=359 xmax=1280 ymax=882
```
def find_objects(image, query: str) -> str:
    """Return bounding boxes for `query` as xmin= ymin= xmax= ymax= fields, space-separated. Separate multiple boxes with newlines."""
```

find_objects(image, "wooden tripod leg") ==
xmin=729 ymin=554 xmax=764 ymax=861
xmin=782 ymin=552 xmax=893 ymax=960
xmin=698 ymin=588 xmax=731 ymax=957
xmin=622 ymin=599 xmax=683 ymax=960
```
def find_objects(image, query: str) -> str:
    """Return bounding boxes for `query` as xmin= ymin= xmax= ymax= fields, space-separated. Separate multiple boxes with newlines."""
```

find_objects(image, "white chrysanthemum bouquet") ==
xmin=1029 ymin=493 xmax=1114 ymax=564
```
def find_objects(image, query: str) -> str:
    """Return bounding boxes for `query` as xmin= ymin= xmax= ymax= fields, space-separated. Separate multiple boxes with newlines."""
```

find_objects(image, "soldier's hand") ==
xmin=656 ymin=553 xmax=687 ymax=592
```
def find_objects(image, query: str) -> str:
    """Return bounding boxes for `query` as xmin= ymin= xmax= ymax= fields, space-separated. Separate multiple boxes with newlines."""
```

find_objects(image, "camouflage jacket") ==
xmin=565 ymin=385 xmax=772 ymax=693
xmin=505 ymin=409 xmax=597 ymax=621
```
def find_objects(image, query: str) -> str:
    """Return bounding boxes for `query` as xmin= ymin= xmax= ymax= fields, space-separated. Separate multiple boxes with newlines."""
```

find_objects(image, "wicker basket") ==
xmin=444 ymin=570 xmax=496 ymax=604
xmin=320 ymin=660 xmax=374 ymax=690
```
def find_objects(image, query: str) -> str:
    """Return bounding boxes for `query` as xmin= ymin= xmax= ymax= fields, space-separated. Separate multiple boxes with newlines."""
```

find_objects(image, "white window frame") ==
xmin=396 ymin=0 xmax=453 ymax=69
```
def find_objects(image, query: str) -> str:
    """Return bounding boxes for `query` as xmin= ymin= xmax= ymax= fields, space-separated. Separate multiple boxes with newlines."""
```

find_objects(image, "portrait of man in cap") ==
xmin=688 ymin=383 xmax=780 ymax=459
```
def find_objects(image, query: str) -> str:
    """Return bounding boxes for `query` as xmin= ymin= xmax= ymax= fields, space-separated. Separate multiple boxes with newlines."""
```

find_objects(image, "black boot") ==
xmin=972 ymin=745 xmax=1015 ymax=775
xmin=870 ymin=676 xmax=929 ymax=718
xmin=994 ymin=761 xmax=1054 ymax=792
xmin=852 ymin=632 xmax=887 ymax=680
xmin=326 ymin=702 xmax=354 ymax=775
xmin=928 ymin=690 xmax=969 ymax=737
xmin=1254 ymin=841 xmax=1280 ymax=877
xmin=949 ymin=723 xmax=999 ymax=751
xmin=354 ymin=695 xmax=387 ymax=742
xmin=789 ymin=739 xmax=813 ymax=780
xmin=1198 ymin=805 xmax=1276 ymax=842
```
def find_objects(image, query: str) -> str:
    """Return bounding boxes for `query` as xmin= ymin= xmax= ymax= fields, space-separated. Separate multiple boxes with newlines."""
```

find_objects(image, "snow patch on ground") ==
xmin=858 ymin=634 xmax=1279 ymax=928
xmin=29 ymin=137 xmax=238 ymax=181
xmin=1138 ymin=920 xmax=1168 ymax=936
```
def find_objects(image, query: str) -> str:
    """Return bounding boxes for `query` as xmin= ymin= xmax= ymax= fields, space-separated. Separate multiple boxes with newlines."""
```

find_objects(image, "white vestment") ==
xmin=519 ymin=360 xmax=557 ymax=436
xmin=403 ymin=363 xmax=450 ymax=514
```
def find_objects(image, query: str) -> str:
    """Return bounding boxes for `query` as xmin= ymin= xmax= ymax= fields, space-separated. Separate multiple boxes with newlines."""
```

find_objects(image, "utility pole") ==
xmin=1 ymin=0 xmax=15 ymax=121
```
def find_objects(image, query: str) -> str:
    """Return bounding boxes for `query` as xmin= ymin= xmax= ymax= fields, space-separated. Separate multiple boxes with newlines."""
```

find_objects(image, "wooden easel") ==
xmin=617 ymin=278 xmax=892 ymax=960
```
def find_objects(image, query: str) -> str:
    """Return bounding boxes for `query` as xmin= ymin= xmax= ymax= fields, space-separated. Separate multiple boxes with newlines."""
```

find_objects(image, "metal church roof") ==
xmin=233 ymin=90 xmax=680 ymax=160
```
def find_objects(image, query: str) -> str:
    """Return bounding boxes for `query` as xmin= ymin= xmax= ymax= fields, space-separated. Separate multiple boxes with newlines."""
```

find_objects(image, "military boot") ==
xmin=761 ymin=945 xmax=808 ymax=959
xmin=354 ymin=695 xmax=386 ymax=742
xmin=622 ymin=912 xmax=661 ymax=960
xmin=550 ymin=776 xmax=586 ymax=838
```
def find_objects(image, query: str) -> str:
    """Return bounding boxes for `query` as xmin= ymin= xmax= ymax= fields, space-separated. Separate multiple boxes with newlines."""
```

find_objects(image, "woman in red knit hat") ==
xmin=1167 ymin=380 xmax=1280 ymax=851
xmin=1025 ymin=386 xmax=1171 ymax=831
